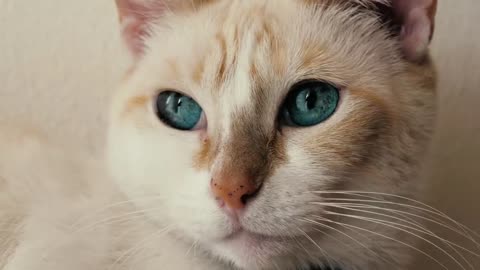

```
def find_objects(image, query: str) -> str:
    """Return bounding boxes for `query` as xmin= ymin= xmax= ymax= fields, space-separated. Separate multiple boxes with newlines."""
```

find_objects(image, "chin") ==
xmin=207 ymin=230 xmax=304 ymax=270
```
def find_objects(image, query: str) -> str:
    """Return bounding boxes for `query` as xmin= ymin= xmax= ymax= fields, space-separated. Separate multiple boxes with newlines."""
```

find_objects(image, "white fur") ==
xmin=107 ymin=1 xmax=435 ymax=269
xmin=1 ymin=0 xmax=436 ymax=269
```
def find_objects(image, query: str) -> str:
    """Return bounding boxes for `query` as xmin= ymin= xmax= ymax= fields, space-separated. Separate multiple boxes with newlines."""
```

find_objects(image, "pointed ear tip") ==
xmin=430 ymin=0 xmax=439 ymax=20
xmin=114 ymin=0 xmax=125 ymax=9
xmin=114 ymin=0 xmax=129 ymax=19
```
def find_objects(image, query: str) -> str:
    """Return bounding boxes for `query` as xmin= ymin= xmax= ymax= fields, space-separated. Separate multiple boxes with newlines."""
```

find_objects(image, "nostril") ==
xmin=240 ymin=183 xmax=262 ymax=205
xmin=240 ymin=194 xmax=251 ymax=205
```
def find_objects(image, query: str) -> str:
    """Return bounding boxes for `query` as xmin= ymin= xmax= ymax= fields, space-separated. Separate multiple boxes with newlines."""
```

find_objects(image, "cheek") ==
xmin=108 ymin=125 xmax=194 ymax=195
xmin=244 ymin=144 xmax=333 ymax=234
xmin=165 ymin=169 xmax=232 ymax=240
xmin=107 ymin=124 xmax=230 ymax=238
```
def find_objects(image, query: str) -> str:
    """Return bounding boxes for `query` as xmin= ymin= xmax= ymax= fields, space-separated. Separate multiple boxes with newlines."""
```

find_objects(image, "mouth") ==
xmin=210 ymin=209 xmax=342 ymax=270
xmin=221 ymin=227 xmax=272 ymax=248
xmin=216 ymin=230 xmax=342 ymax=270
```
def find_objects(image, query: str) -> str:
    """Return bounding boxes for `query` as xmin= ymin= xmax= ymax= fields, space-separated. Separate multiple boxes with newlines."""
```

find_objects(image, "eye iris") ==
xmin=156 ymin=91 xmax=202 ymax=130
xmin=284 ymin=82 xmax=339 ymax=127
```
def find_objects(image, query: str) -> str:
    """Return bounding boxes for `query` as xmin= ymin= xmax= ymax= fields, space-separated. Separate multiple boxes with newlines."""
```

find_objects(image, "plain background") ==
xmin=0 ymin=0 xmax=479 ymax=269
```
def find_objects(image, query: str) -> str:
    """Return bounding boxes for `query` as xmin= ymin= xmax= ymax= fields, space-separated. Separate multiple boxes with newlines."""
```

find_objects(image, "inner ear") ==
xmin=115 ymin=0 xmax=216 ymax=60
xmin=375 ymin=0 xmax=438 ymax=63
xmin=115 ymin=0 xmax=170 ymax=59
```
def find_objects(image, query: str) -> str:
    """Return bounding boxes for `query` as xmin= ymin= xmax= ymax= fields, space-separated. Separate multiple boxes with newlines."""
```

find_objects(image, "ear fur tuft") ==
xmin=378 ymin=0 xmax=438 ymax=62
xmin=115 ymin=0 xmax=168 ymax=58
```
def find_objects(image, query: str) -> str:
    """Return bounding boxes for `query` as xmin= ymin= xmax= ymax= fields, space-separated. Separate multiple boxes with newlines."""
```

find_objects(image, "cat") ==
xmin=0 ymin=0 xmax=449 ymax=269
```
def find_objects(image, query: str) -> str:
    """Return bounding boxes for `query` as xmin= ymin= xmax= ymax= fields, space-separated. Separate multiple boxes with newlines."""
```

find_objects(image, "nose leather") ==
xmin=211 ymin=173 xmax=259 ymax=210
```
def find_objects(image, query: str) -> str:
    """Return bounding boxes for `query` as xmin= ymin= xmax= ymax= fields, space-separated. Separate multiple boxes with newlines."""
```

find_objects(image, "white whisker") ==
xmin=70 ymin=195 xmax=165 ymax=230
xmin=317 ymin=202 xmax=480 ymax=259
xmin=185 ymin=239 xmax=199 ymax=257
xmin=108 ymin=224 xmax=173 ymax=270
xmin=296 ymin=227 xmax=335 ymax=269
xmin=312 ymin=190 xmax=480 ymax=247
xmin=325 ymin=211 xmax=470 ymax=270
xmin=272 ymin=260 xmax=282 ymax=270
xmin=311 ymin=214 xmax=451 ymax=270
xmin=299 ymin=217 xmax=394 ymax=266
xmin=73 ymin=207 xmax=164 ymax=234
xmin=318 ymin=197 xmax=480 ymax=248
xmin=292 ymin=230 xmax=317 ymax=262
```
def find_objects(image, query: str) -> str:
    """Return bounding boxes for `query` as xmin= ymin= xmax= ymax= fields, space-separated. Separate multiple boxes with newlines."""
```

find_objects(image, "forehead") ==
xmin=132 ymin=0 xmax=398 ymax=127
xmin=142 ymin=0 xmax=396 ymax=88
xmin=139 ymin=2 xmax=283 ymax=126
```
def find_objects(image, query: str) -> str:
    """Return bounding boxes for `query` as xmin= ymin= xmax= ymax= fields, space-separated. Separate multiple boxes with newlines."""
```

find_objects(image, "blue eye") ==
xmin=156 ymin=91 xmax=203 ymax=131
xmin=282 ymin=81 xmax=339 ymax=127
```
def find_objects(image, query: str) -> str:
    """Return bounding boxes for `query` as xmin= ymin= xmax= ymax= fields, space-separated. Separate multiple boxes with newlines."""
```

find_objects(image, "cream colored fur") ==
xmin=0 ymin=0 xmax=438 ymax=269
xmin=0 ymin=124 xmax=226 ymax=270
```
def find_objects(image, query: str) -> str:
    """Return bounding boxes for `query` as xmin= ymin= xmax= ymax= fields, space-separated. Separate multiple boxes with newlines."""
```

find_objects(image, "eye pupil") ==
xmin=156 ymin=91 xmax=203 ymax=131
xmin=282 ymin=81 xmax=339 ymax=127
xmin=305 ymin=89 xmax=317 ymax=110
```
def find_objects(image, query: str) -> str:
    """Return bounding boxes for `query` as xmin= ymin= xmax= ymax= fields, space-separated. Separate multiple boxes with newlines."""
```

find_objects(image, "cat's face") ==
xmin=108 ymin=0 xmax=437 ymax=269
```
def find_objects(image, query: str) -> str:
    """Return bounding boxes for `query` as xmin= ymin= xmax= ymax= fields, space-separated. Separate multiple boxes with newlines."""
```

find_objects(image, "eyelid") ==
xmin=192 ymin=112 xmax=208 ymax=131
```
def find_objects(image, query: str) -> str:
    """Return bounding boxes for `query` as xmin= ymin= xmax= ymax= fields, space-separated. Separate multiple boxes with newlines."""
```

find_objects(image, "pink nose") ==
xmin=211 ymin=173 xmax=260 ymax=210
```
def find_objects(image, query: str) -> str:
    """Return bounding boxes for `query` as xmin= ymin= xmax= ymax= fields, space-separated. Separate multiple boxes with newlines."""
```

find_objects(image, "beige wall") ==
xmin=417 ymin=0 xmax=480 ymax=268
xmin=0 ymin=0 xmax=127 ymax=153
xmin=0 ymin=0 xmax=479 ymax=269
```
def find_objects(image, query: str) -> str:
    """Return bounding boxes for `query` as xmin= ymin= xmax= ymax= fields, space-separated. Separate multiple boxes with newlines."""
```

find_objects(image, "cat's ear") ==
xmin=115 ymin=0 xmax=168 ymax=58
xmin=387 ymin=0 xmax=438 ymax=62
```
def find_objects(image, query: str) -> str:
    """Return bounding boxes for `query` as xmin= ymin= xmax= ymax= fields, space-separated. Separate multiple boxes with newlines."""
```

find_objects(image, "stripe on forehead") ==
xmin=212 ymin=2 xmax=279 ymax=133
xmin=193 ymin=2 xmax=285 ymax=170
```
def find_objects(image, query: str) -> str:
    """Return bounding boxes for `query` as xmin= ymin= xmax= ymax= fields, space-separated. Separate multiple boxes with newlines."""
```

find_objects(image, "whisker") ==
xmin=318 ymin=197 xmax=480 ymax=248
xmin=318 ymin=202 xmax=480 ymax=258
xmin=39 ymin=207 xmax=167 ymax=262
xmin=70 ymin=195 xmax=166 ymax=230
xmin=325 ymin=211 xmax=470 ymax=270
xmin=318 ymin=202 xmax=427 ymax=230
xmin=108 ymin=224 xmax=173 ymax=270
xmin=272 ymin=260 xmax=282 ymax=270
xmin=311 ymin=215 xmax=451 ymax=270
xmin=296 ymin=227 xmax=335 ymax=269
xmin=292 ymin=230 xmax=318 ymax=262
xmin=313 ymin=190 xmax=480 ymax=246
xmin=333 ymin=202 xmax=464 ymax=235
xmin=73 ymin=207 xmax=164 ymax=234
xmin=185 ymin=239 xmax=199 ymax=257
xmin=314 ymin=192 xmax=431 ymax=228
xmin=291 ymin=235 xmax=311 ymax=264
xmin=321 ymin=196 xmax=480 ymax=246
xmin=298 ymin=217 xmax=395 ymax=267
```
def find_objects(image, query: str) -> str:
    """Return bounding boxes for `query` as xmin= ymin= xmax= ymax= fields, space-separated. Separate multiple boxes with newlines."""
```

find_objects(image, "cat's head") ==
xmin=108 ymin=0 xmax=437 ymax=269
